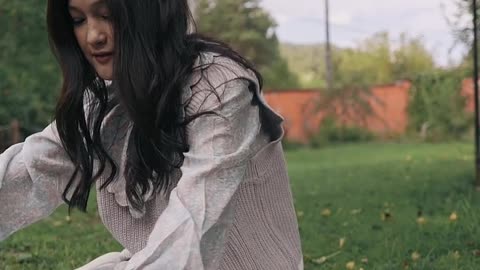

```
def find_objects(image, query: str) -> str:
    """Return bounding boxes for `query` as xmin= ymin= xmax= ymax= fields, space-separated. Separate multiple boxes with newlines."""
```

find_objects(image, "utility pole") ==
xmin=325 ymin=0 xmax=334 ymax=91
xmin=473 ymin=0 xmax=480 ymax=187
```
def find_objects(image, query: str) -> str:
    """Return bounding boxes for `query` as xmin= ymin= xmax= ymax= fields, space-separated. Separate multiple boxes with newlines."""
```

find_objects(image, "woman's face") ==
xmin=68 ymin=0 xmax=114 ymax=80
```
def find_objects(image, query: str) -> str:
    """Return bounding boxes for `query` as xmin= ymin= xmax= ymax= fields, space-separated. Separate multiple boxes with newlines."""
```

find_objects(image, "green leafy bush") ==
xmin=310 ymin=117 xmax=374 ymax=148
xmin=408 ymin=71 xmax=472 ymax=141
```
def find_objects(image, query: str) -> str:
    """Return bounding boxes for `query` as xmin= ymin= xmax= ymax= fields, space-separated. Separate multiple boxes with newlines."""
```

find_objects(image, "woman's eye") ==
xmin=101 ymin=14 xmax=111 ymax=21
xmin=72 ymin=18 xmax=85 ymax=26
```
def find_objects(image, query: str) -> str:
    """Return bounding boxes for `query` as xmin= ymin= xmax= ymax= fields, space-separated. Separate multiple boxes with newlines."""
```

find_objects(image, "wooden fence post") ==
xmin=10 ymin=119 xmax=21 ymax=144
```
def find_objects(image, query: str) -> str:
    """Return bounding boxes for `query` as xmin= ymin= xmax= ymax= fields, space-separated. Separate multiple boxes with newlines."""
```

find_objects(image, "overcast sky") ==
xmin=260 ymin=0 xmax=469 ymax=66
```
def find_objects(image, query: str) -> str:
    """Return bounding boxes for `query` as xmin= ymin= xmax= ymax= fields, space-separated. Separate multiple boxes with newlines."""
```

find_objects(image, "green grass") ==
xmin=1 ymin=142 xmax=480 ymax=269
xmin=0 ymin=194 xmax=122 ymax=269
xmin=288 ymin=142 xmax=480 ymax=270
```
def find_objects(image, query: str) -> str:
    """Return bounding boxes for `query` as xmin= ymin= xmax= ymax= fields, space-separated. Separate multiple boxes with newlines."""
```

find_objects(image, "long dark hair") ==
xmin=46 ymin=0 xmax=262 ymax=213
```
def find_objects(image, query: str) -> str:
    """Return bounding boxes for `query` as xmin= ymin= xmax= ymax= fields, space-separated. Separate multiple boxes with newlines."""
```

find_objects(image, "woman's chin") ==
xmin=97 ymin=73 xmax=113 ymax=81
xmin=94 ymin=66 xmax=113 ymax=81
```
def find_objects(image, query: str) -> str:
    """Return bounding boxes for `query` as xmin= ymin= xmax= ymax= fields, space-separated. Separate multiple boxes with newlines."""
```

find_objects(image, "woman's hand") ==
xmin=75 ymin=249 xmax=131 ymax=270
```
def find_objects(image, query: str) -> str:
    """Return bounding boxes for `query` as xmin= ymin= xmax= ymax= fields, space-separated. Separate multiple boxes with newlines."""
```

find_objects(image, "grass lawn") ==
xmin=1 ymin=142 xmax=479 ymax=269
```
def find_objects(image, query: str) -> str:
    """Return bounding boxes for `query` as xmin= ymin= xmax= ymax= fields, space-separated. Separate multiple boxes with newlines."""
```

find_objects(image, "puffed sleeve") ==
xmin=0 ymin=122 xmax=74 ymax=241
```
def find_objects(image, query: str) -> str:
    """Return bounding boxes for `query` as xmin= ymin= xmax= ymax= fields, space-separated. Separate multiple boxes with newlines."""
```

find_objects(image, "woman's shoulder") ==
xmin=189 ymin=51 xmax=259 ymax=90
xmin=182 ymin=52 xmax=260 ymax=113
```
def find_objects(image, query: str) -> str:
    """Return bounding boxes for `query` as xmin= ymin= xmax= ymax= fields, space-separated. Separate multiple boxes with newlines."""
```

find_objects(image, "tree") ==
xmin=449 ymin=0 xmax=474 ymax=48
xmin=334 ymin=32 xmax=435 ymax=88
xmin=313 ymin=32 xmax=437 ymax=141
xmin=280 ymin=32 xmax=435 ymax=89
xmin=280 ymin=43 xmax=326 ymax=88
xmin=448 ymin=0 xmax=477 ymax=70
xmin=0 ymin=0 xmax=60 ymax=132
xmin=408 ymin=71 xmax=471 ymax=141
xmin=392 ymin=33 xmax=435 ymax=79
xmin=196 ymin=0 xmax=299 ymax=89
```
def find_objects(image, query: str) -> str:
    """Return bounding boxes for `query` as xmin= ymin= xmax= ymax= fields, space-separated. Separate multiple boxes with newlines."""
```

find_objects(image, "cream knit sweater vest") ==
xmin=94 ymin=53 xmax=303 ymax=269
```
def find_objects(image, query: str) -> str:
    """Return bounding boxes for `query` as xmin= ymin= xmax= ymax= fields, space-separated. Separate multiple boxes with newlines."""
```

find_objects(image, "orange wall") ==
xmin=264 ymin=90 xmax=322 ymax=143
xmin=264 ymin=81 xmax=412 ymax=143
xmin=365 ymin=81 xmax=411 ymax=135
xmin=462 ymin=78 xmax=476 ymax=113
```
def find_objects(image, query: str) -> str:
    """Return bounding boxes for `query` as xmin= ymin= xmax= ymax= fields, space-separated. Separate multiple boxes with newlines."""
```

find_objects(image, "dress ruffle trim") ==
xmin=103 ymin=52 xmax=216 ymax=219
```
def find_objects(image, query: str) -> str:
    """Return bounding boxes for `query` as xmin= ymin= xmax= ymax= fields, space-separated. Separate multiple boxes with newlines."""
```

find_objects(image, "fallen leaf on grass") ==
xmin=361 ymin=257 xmax=368 ymax=264
xmin=350 ymin=209 xmax=362 ymax=215
xmin=8 ymin=252 xmax=34 ymax=263
xmin=381 ymin=210 xmax=392 ymax=221
xmin=313 ymin=256 xmax=328 ymax=264
xmin=296 ymin=211 xmax=304 ymax=218
xmin=53 ymin=220 xmax=63 ymax=227
xmin=449 ymin=212 xmax=458 ymax=222
xmin=321 ymin=208 xmax=332 ymax=217
xmin=411 ymin=251 xmax=421 ymax=261
xmin=416 ymin=216 xmax=427 ymax=225
xmin=339 ymin=237 xmax=346 ymax=248
xmin=346 ymin=261 xmax=355 ymax=269
xmin=312 ymin=251 xmax=341 ymax=265
xmin=452 ymin=250 xmax=460 ymax=260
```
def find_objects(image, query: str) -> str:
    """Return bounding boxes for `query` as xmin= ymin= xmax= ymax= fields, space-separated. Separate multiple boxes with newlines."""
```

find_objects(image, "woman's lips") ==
xmin=93 ymin=53 xmax=113 ymax=65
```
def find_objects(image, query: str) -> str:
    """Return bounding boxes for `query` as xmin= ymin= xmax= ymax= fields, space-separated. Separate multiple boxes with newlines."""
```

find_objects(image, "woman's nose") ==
xmin=86 ymin=24 xmax=107 ymax=48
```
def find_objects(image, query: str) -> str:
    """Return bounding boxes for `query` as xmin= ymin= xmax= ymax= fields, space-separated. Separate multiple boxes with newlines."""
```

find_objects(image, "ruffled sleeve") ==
xmin=0 ymin=122 xmax=74 ymax=241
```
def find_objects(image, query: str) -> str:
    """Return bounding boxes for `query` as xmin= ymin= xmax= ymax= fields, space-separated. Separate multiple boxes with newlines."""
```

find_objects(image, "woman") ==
xmin=0 ymin=0 xmax=303 ymax=269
